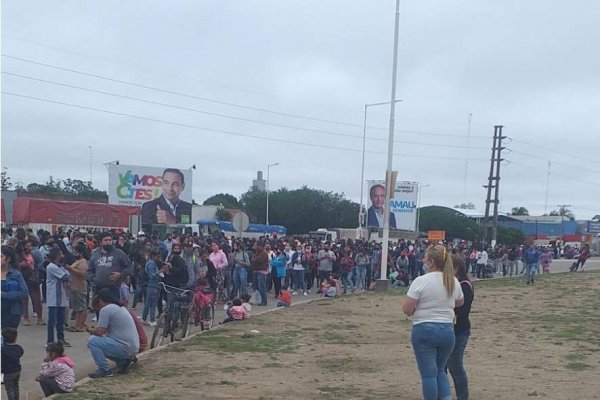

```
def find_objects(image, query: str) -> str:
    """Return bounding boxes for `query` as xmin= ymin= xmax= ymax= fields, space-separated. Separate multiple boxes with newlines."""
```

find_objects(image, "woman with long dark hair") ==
xmin=448 ymin=254 xmax=474 ymax=400
xmin=2 ymin=245 xmax=29 ymax=329
xmin=17 ymin=239 xmax=45 ymax=325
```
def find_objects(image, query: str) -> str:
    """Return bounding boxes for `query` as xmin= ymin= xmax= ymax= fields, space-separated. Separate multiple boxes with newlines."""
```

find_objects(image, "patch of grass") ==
xmin=165 ymin=344 xmax=186 ymax=352
xmin=301 ymin=326 xmax=318 ymax=331
xmin=191 ymin=332 xmax=297 ymax=354
xmin=323 ymin=322 xmax=360 ymax=330
xmin=318 ymin=386 xmax=355 ymax=399
xmin=220 ymin=365 xmax=244 ymax=373
xmin=317 ymin=357 xmax=375 ymax=373
xmin=263 ymin=362 xmax=284 ymax=368
xmin=206 ymin=380 xmax=239 ymax=386
xmin=566 ymin=353 xmax=586 ymax=361
xmin=321 ymin=331 xmax=349 ymax=344
xmin=566 ymin=362 xmax=591 ymax=370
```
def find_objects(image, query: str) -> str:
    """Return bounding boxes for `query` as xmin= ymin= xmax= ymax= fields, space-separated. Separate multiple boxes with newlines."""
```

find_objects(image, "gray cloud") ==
xmin=2 ymin=0 xmax=599 ymax=220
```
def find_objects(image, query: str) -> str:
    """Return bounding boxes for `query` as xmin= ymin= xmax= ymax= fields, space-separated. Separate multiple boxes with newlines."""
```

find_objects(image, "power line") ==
xmin=510 ymin=160 xmax=600 ymax=187
xmin=4 ymin=36 xmax=495 ymax=130
xmin=510 ymin=137 xmax=600 ymax=165
xmin=2 ymin=54 xmax=490 ymax=140
xmin=3 ymin=91 xmax=491 ymax=163
xmin=2 ymin=71 xmax=490 ymax=150
xmin=509 ymin=149 xmax=599 ymax=175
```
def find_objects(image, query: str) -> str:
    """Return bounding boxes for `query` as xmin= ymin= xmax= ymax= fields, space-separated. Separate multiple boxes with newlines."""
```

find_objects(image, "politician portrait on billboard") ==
xmin=367 ymin=181 xmax=396 ymax=229
xmin=141 ymin=168 xmax=192 ymax=225
xmin=108 ymin=165 xmax=193 ymax=225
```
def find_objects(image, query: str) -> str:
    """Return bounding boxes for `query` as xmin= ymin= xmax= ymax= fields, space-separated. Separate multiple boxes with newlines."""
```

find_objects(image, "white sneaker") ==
xmin=303 ymin=291 xmax=308 ymax=296
xmin=149 ymin=321 xmax=157 ymax=327
xmin=292 ymin=291 xmax=298 ymax=295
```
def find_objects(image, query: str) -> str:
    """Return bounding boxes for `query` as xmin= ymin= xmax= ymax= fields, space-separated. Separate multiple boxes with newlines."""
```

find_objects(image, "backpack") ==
xmin=36 ymin=260 xmax=49 ymax=284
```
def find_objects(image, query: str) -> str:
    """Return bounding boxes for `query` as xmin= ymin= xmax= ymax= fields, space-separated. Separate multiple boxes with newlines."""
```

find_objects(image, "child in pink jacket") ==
xmin=36 ymin=342 xmax=75 ymax=397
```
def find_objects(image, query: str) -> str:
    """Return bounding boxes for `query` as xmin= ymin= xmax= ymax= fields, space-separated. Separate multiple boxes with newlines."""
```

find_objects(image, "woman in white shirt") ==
xmin=402 ymin=245 xmax=464 ymax=400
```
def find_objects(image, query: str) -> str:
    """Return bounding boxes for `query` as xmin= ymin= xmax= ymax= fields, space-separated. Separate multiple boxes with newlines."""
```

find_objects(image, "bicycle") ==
xmin=192 ymin=286 xmax=215 ymax=331
xmin=150 ymin=283 xmax=192 ymax=348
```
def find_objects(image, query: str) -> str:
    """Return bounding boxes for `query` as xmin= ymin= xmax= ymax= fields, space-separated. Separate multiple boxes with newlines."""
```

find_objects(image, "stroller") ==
xmin=193 ymin=286 xmax=215 ymax=330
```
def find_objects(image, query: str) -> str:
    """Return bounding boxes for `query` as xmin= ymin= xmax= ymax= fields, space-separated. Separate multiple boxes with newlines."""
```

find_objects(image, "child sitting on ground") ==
xmin=241 ymin=293 xmax=252 ymax=316
xmin=35 ymin=341 xmax=75 ymax=397
xmin=2 ymin=328 xmax=24 ymax=400
xmin=322 ymin=278 xmax=338 ymax=298
xmin=277 ymin=285 xmax=292 ymax=307
xmin=221 ymin=298 xmax=248 ymax=324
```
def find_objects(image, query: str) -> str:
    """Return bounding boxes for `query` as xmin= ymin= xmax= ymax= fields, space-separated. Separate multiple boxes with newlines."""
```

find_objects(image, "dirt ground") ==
xmin=61 ymin=270 xmax=600 ymax=400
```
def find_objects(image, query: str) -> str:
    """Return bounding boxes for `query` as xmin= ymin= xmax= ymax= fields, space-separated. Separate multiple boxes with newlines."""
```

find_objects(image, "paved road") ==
xmin=9 ymin=258 xmax=599 ymax=399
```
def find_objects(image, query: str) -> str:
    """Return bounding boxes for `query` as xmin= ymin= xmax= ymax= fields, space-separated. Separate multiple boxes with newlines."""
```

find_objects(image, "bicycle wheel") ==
xmin=193 ymin=303 xmax=201 ymax=327
xmin=180 ymin=305 xmax=191 ymax=339
xmin=201 ymin=303 xmax=215 ymax=331
xmin=150 ymin=314 xmax=168 ymax=349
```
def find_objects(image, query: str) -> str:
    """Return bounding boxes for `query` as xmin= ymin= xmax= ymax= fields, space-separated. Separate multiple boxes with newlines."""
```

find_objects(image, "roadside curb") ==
xmin=48 ymin=294 xmax=330 ymax=398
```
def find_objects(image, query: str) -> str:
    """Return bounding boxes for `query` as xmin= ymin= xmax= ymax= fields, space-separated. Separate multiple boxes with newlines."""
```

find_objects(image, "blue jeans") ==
xmin=88 ymin=335 xmax=130 ymax=372
xmin=355 ymin=265 xmax=366 ymax=290
xmin=526 ymin=263 xmax=536 ymax=284
xmin=411 ymin=322 xmax=455 ymax=400
xmin=342 ymin=271 xmax=353 ymax=293
xmin=232 ymin=266 xmax=248 ymax=298
xmin=292 ymin=270 xmax=306 ymax=292
xmin=255 ymin=272 xmax=268 ymax=305
xmin=143 ymin=286 xmax=159 ymax=322
xmin=47 ymin=306 xmax=66 ymax=344
xmin=448 ymin=331 xmax=470 ymax=400
xmin=132 ymin=283 xmax=145 ymax=308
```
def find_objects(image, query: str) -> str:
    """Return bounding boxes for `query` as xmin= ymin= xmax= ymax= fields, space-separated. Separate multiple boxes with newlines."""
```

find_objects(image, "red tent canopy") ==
xmin=12 ymin=197 xmax=140 ymax=228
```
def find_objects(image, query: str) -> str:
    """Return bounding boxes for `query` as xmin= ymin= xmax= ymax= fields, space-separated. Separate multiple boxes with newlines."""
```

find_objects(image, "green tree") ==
xmin=510 ymin=207 xmax=529 ymax=216
xmin=240 ymin=186 xmax=359 ymax=234
xmin=496 ymin=226 xmax=525 ymax=245
xmin=203 ymin=193 xmax=240 ymax=209
xmin=18 ymin=176 xmax=108 ymax=201
xmin=549 ymin=206 xmax=575 ymax=220
xmin=216 ymin=208 xmax=232 ymax=221
xmin=1 ymin=169 xmax=12 ymax=190
xmin=418 ymin=206 xmax=480 ymax=241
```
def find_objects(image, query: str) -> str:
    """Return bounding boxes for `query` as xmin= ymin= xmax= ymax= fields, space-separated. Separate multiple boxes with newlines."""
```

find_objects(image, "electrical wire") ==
xmin=509 ymin=160 xmax=600 ymax=187
xmin=2 ymin=54 xmax=490 ymax=140
xmin=509 ymin=137 xmax=600 ymax=166
xmin=509 ymin=149 xmax=600 ymax=175
xmin=3 ymin=91 xmax=492 ymax=163
xmin=2 ymin=71 xmax=490 ymax=150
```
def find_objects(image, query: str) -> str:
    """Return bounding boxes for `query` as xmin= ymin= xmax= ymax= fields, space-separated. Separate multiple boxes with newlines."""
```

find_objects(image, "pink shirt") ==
xmin=209 ymin=250 xmax=229 ymax=270
xmin=229 ymin=305 xmax=248 ymax=320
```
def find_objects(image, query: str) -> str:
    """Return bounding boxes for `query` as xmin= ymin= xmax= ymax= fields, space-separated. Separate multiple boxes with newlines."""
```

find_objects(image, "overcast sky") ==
xmin=2 ymin=0 xmax=599 ymax=220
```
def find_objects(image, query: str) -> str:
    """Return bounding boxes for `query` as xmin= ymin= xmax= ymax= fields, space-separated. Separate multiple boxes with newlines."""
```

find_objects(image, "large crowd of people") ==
xmin=0 ymin=225 xmax=594 ymax=399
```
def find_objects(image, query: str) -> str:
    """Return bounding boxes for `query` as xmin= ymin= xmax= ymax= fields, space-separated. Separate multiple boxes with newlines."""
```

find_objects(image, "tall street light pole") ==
xmin=359 ymin=100 xmax=402 ymax=238
xmin=378 ymin=0 xmax=402 ymax=291
xmin=266 ymin=162 xmax=279 ymax=225
xmin=415 ymin=183 xmax=430 ymax=234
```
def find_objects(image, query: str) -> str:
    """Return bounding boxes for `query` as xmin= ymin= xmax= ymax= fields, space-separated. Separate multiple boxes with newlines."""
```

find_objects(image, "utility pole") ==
xmin=88 ymin=145 xmax=93 ymax=185
xmin=557 ymin=203 xmax=571 ymax=245
xmin=483 ymin=125 xmax=506 ymax=247
xmin=462 ymin=113 xmax=472 ymax=204
xmin=544 ymin=162 xmax=551 ymax=214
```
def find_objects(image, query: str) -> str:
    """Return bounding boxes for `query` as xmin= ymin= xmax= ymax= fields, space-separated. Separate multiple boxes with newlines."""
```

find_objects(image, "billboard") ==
xmin=587 ymin=220 xmax=600 ymax=234
xmin=366 ymin=180 xmax=418 ymax=231
xmin=108 ymin=164 xmax=193 ymax=225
